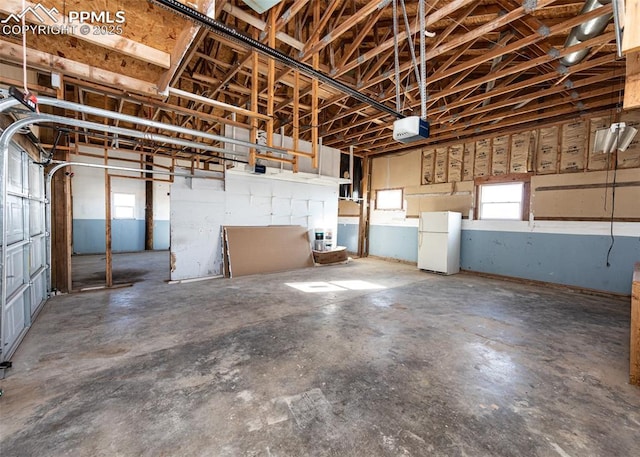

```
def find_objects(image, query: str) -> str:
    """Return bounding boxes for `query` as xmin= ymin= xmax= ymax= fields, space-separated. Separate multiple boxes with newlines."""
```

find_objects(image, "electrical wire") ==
xmin=605 ymin=72 xmax=625 ymax=267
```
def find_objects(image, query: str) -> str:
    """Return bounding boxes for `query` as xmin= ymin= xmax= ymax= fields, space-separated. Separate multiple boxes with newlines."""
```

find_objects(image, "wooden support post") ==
xmin=311 ymin=1 xmax=320 ymax=169
xmin=45 ymin=74 xmax=72 ymax=293
xmin=293 ymin=70 xmax=300 ymax=173
xmin=250 ymin=30 xmax=259 ymax=166
xmin=358 ymin=156 xmax=371 ymax=257
xmin=312 ymin=52 xmax=319 ymax=169
xmin=105 ymin=173 xmax=112 ymax=288
xmin=267 ymin=12 xmax=276 ymax=148
xmin=631 ymin=263 xmax=640 ymax=386
xmin=50 ymin=148 xmax=72 ymax=293
xmin=145 ymin=154 xmax=154 ymax=251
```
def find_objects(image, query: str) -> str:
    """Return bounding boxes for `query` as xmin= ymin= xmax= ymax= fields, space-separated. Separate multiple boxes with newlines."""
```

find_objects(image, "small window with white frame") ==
xmin=376 ymin=188 xmax=403 ymax=210
xmin=113 ymin=192 xmax=136 ymax=219
xmin=478 ymin=182 xmax=524 ymax=220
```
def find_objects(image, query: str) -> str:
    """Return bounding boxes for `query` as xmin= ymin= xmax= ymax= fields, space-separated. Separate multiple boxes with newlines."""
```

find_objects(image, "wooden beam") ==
xmin=250 ymin=29 xmax=259 ymax=167
xmin=267 ymin=11 xmax=276 ymax=148
xmin=0 ymin=40 xmax=159 ymax=96
xmin=105 ymin=171 xmax=113 ymax=288
xmin=145 ymin=155 xmax=154 ymax=251
xmin=0 ymin=0 xmax=170 ymax=68
xmin=358 ymin=156 xmax=371 ymax=257
xmin=158 ymin=23 xmax=209 ymax=91
xmin=336 ymin=0 xmax=477 ymax=76
xmin=168 ymin=87 xmax=270 ymax=120
xmin=624 ymin=51 xmax=640 ymax=109
xmin=302 ymin=0 xmax=384 ymax=58
xmin=622 ymin=0 xmax=639 ymax=53
xmin=312 ymin=62 xmax=319 ymax=169
xmin=275 ymin=0 xmax=310 ymax=32
xmin=222 ymin=2 xmax=304 ymax=50
xmin=293 ymin=69 xmax=300 ymax=173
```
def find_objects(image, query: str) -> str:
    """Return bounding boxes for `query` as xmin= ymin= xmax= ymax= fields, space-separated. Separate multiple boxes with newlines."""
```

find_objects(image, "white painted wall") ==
xmin=170 ymin=166 xmax=340 ymax=281
xmin=70 ymin=146 xmax=172 ymax=252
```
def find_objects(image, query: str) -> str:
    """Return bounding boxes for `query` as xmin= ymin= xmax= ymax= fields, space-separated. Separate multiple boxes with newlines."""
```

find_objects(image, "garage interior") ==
xmin=0 ymin=0 xmax=639 ymax=456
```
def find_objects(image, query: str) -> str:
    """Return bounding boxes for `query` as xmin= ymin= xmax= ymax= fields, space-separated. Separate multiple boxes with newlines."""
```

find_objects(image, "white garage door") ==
xmin=1 ymin=142 xmax=48 ymax=362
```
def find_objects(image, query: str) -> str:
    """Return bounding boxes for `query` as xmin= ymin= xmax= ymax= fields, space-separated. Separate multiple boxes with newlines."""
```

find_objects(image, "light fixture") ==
xmin=593 ymin=122 xmax=638 ymax=154
xmin=240 ymin=0 xmax=284 ymax=14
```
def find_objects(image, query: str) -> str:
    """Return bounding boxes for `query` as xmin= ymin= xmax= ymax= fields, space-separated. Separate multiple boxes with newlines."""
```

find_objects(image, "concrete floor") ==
xmin=1 ymin=253 xmax=638 ymax=456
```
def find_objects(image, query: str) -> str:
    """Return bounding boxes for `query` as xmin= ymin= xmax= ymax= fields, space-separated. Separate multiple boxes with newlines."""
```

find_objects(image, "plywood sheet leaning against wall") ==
xmin=491 ymin=135 xmax=510 ymax=175
xmin=474 ymin=139 xmax=491 ymax=177
xmin=536 ymin=126 xmax=559 ymax=174
xmin=560 ymin=120 xmax=587 ymax=172
xmin=619 ymin=110 xmax=640 ymax=168
xmin=223 ymin=226 xmax=313 ymax=277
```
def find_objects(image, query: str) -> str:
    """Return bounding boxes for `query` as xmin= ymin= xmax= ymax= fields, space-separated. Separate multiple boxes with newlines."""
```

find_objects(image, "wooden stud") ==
xmin=145 ymin=155 xmax=154 ymax=251
xmin=293 ymin=70 xmax=300 ymax=173
xmin=267 ymin=11 xmax=276 ymax=149
xmin=358 ymin=156 xmax=371 ymax=257
xmin=250 ymin=30 xmax=259 ymax=167
xmin=105 ymin=174 xmax=113 ymax=288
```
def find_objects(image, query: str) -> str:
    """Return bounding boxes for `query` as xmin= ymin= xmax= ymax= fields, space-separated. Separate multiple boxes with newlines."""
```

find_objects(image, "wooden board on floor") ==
xmin=223 ymin=225 xmax=313 ymax=278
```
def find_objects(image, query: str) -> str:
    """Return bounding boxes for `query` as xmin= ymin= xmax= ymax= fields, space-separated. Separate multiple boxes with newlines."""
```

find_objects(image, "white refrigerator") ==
xmin=418 ymin=211 xmax=462 ymax=275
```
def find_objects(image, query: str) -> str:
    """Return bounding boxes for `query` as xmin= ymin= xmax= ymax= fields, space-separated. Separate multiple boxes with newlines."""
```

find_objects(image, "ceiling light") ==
xmin=593 ymin=122 xmax=638 ymax=154
xmin=240 ymin=0 xmax=283 ymax=14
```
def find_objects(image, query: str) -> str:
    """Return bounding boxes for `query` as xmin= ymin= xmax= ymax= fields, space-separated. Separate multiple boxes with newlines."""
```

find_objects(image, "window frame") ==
xmin=375 ymin=188 xmax=404 ymax=211
xmin=112 ymin=192 xmax=136 ymax=220
xmin=474 ymin=174 xmax=530 ymax=221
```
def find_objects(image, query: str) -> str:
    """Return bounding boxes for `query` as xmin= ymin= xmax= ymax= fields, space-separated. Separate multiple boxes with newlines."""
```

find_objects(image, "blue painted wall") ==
xmin=73 ymin=219 xmax=170 ymax=254
xmin=460 ymin=230 xmax=639 ymax=295
xmin=337 ymin=223 xmax=359 ymax=253
xmin=369 ymin=225 xmax=418 ymax=262
xmin=367 ymin=224 xmax=639 ymax=294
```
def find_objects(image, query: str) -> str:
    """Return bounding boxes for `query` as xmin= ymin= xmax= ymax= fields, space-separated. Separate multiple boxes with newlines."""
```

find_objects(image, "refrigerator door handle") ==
xmin=418 ymin=231 xmax=423 ymax=248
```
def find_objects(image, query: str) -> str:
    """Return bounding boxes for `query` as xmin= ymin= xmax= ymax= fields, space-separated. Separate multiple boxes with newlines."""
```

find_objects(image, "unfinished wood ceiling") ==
xmin=0 ymin=0 xmax=625 ymax=158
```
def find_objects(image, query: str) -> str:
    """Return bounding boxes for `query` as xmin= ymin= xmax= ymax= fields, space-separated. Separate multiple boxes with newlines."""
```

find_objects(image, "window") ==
xmin=113 ymin=193 xmax=136 ymax=219
xmin=376 ymin=188 xmax=403 ymax=210
xmin=479 ymin=182 xmax=524 ymax=220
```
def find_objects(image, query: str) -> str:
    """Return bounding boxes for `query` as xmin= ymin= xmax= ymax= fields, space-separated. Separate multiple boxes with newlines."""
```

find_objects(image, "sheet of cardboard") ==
xmin=223 ymin=226 xmax=313 ymax=278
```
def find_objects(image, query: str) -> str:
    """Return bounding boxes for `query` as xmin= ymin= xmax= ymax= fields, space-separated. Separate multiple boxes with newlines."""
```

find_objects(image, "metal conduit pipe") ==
xmin=560 ymin=0 xmax=612 ymax=67
xmin=0 ymin=91 xmax=312 ymax=159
